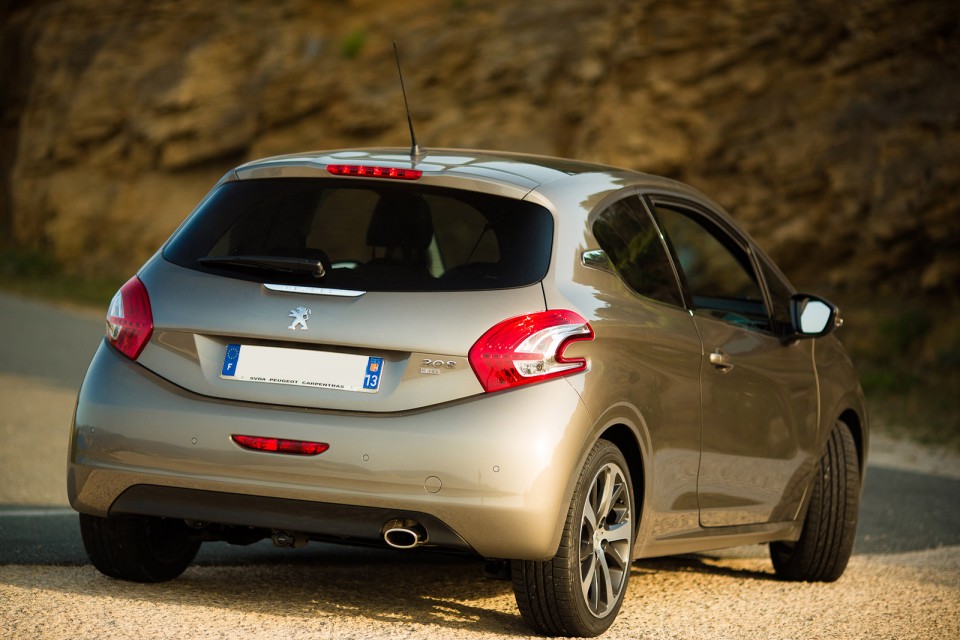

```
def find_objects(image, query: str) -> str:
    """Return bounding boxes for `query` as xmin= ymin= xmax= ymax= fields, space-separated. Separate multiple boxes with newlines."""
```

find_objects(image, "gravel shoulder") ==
xmin=868 ymin=431 xmax=960 ymax=480
xmin=1 ymin=546 xmax=957 ymax=640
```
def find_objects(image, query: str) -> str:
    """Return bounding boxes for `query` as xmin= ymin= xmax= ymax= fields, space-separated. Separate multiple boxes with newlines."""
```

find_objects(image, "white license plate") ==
xmin=220 ymin=344 xmax=383 ymax=393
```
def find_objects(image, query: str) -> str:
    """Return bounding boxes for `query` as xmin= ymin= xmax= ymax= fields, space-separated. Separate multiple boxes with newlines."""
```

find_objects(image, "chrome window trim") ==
xmin=263 ymin=284 xmax=366 ymax=297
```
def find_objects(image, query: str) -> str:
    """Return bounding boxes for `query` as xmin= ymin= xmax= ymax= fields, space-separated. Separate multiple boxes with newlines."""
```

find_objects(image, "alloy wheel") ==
xmin=579 ymin=461 xmax=633 ymax=617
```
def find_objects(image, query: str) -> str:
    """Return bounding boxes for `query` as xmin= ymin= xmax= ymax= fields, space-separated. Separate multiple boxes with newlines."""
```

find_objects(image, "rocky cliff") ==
xmin=2 ymin=0 xmax=958 ymax=297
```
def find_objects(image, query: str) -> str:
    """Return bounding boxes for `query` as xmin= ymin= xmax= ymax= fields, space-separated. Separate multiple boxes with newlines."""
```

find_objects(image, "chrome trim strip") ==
xmin=581 ymin=249 xmax=613 ymax=273
xmin=263 ymin=284 xmax=366 ymax=297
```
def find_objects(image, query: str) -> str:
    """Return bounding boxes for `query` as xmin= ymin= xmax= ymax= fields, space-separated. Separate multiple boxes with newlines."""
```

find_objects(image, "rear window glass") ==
xmin=163 ymin=179 xmax=554 ymax=291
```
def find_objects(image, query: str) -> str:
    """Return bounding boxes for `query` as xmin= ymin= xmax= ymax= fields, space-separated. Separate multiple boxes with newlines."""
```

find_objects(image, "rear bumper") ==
xmin=69 ymin=342 xmax=593 ymax=560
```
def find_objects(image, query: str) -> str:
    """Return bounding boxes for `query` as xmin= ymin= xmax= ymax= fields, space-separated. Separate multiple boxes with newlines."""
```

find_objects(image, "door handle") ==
xmin=709 ymin=350 xmax=735 ymax=372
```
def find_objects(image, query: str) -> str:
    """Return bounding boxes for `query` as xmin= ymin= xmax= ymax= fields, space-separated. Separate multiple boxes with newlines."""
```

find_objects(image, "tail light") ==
xmin=469 ymin=310 xmax=594 ymax=393
xmin=106 ymin=276 xmax=154 ymax=360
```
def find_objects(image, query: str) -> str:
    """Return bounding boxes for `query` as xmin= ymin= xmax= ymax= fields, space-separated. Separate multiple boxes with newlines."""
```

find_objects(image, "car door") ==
xmin=649 ymin=197 xmax=819 ymax=528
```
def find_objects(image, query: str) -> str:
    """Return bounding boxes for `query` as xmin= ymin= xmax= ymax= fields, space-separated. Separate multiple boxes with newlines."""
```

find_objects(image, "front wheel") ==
xmin=770 ymin=420 xmax=860 ymax=581
xmin=80 ymin=513 xmax=200 ymax=582
xmin=512 ymin=440 xmax=635 ymax=637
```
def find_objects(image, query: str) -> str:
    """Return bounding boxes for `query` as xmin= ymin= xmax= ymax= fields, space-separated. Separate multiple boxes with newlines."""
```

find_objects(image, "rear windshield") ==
xmin=163 ymin=178 xmax=554 ymax=291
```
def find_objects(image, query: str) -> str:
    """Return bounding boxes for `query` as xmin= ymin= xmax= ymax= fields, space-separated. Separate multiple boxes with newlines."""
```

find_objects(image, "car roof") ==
xmin=234 ymin=147 xmax=682 ymax=188
xmin=233 ymin=147 xmax=621 ymax=186
xmin=227 ymin=147 xmax=731 ymax=226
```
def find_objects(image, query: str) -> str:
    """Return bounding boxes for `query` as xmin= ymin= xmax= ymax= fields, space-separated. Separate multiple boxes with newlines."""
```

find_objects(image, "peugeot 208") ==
xmin=70 ymin=148 xmax=868 ymax=637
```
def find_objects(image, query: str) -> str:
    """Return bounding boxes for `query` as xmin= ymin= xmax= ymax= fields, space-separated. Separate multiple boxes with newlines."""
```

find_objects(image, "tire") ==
xmin=770 ymin=420 xmax=859 ymax=582
xmin=80 ymin=513 xmax=200 ymax=582
xmin=512 ymin=440 xmax=635 ymax=637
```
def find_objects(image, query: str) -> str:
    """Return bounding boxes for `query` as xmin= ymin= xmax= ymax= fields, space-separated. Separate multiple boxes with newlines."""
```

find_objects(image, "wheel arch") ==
xmin=813 ymin=335 xmax=869 ymax=480
xmin=598 ymin=422 xmax=646 ymax=533
xmin=837 ymin=406 xmax=867 ymax=480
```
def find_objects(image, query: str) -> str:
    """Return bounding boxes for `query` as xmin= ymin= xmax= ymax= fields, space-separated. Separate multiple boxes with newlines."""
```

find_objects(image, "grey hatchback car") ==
xmin=70 ymin=148 xmax=868 ymax=637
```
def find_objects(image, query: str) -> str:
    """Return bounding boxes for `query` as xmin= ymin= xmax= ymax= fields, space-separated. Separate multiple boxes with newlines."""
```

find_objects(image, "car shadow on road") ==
xmin=632 ymin=554 xmax=778 ymax=582
xmin=0 ymin=545 xmax=530 ymax=636
xmin=189 ymin=546 xmax=531 ymax=635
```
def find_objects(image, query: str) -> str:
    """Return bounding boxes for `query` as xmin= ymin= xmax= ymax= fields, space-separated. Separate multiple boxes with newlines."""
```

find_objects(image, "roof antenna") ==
xmin=393 ymin=41 xmax=422 ymax=163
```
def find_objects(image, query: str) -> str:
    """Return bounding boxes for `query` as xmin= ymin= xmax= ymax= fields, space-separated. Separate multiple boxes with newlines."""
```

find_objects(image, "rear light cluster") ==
xmin=106 ymin=276 xmax=154 ymax=361
xmin=326 ymin=164 xmax=422 ymax=180
xmin=469 ymin=310 xmax=594 ymax=393
xmin=232 ymin=435 xmax=329 ymax=456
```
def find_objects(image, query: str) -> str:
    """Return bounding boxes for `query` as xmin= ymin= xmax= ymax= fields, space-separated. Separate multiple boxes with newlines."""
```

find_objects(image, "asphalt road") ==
xmin=1 ymin=290 xmax=958 ymax=639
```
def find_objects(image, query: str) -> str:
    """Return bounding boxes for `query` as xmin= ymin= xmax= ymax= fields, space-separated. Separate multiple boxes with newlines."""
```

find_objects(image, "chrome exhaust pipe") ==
xmin=382 ymin=518 xmax=428 ymax=549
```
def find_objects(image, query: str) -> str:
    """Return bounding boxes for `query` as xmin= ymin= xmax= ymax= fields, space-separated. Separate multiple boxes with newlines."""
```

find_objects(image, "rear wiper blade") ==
xmin=198 ymin=255 xmax=326 ymax=278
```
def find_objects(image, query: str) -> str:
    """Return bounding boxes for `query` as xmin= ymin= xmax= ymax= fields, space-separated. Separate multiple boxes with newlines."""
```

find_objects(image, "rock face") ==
xmin=2 ymin=0 xmax=958 ymax=296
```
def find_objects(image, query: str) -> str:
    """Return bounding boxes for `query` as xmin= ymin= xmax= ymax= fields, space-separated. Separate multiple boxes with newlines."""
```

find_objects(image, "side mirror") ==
xmin=790 ymin=294 xmax=842 ymax=338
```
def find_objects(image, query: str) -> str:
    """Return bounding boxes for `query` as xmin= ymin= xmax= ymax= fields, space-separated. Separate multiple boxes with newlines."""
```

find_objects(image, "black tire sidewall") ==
xmin=771 ymin=420 xmax=859 ymax=582
xmin=80 ymin=513 xmax=199 ymax=582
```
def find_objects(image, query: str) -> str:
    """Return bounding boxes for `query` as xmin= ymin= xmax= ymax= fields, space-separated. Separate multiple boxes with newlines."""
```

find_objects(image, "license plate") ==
xmin=220 ymin=344 xmax=383 ymax=393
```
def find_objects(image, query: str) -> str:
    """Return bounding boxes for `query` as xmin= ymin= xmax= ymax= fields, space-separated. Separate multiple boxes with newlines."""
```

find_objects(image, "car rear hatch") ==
xmin=134 ymin=175 xmax=555 ymax=413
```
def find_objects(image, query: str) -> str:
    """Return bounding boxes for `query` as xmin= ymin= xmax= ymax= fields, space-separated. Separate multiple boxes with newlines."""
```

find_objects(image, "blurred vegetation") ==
xmin=339 ymin=29 xmax=367 ymax=59
xmin=0 ymin=248 xmax=124 ymax=308
xmin=839 ymin=300 xmax=960 ymax=452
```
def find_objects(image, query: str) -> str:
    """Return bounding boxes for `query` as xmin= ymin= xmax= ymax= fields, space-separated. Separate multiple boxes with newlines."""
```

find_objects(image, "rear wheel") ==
xmin=770 ymin=420 xmax=859 ymax=581
xmin=80 ymin=513 xmax=200 ymax=582
xmin=512 ymin=440 xmax=635 ymax=637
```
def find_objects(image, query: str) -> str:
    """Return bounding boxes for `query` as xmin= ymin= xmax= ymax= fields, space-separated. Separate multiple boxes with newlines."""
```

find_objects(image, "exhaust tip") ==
xmin=382 ymin=518 xmax=428 ymax=549
xmin=271 ymin=529 xmax=308 ymax=548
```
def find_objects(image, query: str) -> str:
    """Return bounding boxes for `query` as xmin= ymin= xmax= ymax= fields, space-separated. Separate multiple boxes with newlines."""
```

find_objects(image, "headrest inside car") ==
xmin=366 ymin=192 xmax=433 ymax=251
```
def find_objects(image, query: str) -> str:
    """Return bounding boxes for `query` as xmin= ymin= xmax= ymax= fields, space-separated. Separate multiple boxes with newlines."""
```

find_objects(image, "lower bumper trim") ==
xmin=108 ymin=484 xmax=474 ymax=553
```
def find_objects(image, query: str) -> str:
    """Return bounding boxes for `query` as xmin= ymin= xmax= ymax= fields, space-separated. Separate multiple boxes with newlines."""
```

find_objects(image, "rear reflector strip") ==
xmin=232 ymin=435 xmax=329 ymax=456
xmin=326 ymin=164 xmax=422 ymax=180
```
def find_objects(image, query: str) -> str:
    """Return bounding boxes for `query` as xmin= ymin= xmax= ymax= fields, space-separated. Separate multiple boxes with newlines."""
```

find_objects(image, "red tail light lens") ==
xmin=326 ymin=164 xmax=422 ymax=180
xmin=105 ymin=276 xmax=154 ymax=361
xmin=469 ymin=310 xmax=594 ymax=393
xmin=232 ymin=435 xmax=329 ymax=456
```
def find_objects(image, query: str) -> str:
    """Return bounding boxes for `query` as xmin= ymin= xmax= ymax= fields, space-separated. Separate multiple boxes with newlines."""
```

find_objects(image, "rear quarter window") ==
xmin=164 ymin=179 xmax=553 ymax=291
xmin=592 ymin=196 xmax=684 ymax=307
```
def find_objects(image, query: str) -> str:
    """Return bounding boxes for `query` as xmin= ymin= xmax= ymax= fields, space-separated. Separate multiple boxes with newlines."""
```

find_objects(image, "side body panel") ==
xmin=538 ymin=176 xmax=833 ymax=558
xmin=558 ymin=268 xmax=705 ymax=539
xmin=694 ymin=314 xmax=819 ymax=526
xmin=536 ymin=179 xmax=706 ymax=550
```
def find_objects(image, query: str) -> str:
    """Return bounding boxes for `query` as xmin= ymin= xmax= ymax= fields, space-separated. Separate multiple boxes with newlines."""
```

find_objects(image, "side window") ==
xmin=592 ymin=196 xmax=684 ymax=307
xmin=757 ymin=254 xmax=795 ymax=336
xmin=654 ymin=203 xmax=770 ymax=331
